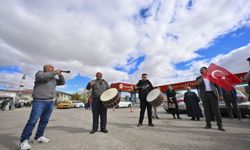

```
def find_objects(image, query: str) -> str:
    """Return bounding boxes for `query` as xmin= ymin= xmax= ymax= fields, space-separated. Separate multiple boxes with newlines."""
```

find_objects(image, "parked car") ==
xmin=163 ymin=93 xmax=187 ymax=113
xmin=0 ymin=99 xmax=10 ymax=111
xmin=57 ymin=101 xmax=72 ymax=109
xmin=162 ymin=89 xmax=250 ymax=117
xmin=219 ymin=90 xmax=250 ymax=117
xmin=117 ymin=100 xmax=133 ymax=108
xmin=71 ymin=100 xmax=84 ymax=108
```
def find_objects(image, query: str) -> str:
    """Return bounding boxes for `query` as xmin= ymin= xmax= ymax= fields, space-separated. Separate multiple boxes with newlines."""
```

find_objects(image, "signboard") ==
xmin=111 ymin=72 xmax=247 ymax=92
xmin=111 ymin=82 xmax=135 ymax=92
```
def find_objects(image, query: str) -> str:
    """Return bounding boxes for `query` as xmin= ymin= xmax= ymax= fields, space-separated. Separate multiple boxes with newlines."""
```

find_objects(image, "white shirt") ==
xmin=203 ymin=78 xmax=212 ymax=91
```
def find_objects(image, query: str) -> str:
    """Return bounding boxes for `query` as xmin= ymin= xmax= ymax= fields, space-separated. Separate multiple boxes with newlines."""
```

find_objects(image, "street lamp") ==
xmin=19 ymin=74 xmax=26 ymax=98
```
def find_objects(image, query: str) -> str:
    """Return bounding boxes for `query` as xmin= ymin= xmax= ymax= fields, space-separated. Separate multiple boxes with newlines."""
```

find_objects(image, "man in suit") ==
xmin=134 ymin=73 xmax=154 ymax=127
xmin=196 ymin=67 xmax=225 ymax=131
xmin=86 ymin=72 xmax=110 ymax=134
xmin=221 ymin=87 xmax=241 ymax=120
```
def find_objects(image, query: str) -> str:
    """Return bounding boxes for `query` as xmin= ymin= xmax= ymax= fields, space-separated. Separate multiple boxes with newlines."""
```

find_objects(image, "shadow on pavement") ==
xmin=47 ymin=125 xmax=89 ymax=133
xmin=0 ymin=133 xmax=19 ymax=150
xmin=109 ymin=122 xmax=137 ymax=129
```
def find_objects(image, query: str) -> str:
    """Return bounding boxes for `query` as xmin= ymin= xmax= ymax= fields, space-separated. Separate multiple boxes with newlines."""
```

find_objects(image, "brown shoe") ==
xmin=204 ymin=125 xmax=211 ymax=129
xmin=89 ymin=129 xmax=97 ymax=134
xmin=218 ymin=126 xmax=226 ymax=131
xmin=148 ymin=123 xmax=154 ymax=127
xmin=137 ymin=123 xmax=142 ymax=127
xmin=101 ymin=128 xmax=109 ymax=133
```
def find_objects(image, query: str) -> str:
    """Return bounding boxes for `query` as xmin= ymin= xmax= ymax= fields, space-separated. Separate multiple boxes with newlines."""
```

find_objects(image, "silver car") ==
xmin=219 ymin=90 xmax=250 ymax=117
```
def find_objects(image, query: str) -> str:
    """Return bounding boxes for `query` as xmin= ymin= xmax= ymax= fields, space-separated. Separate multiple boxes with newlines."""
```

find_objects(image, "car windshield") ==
xmin=176 ymin=94 xmax=184 ymax=99
xmin=236 ymin=90 xmax=247 ymax=98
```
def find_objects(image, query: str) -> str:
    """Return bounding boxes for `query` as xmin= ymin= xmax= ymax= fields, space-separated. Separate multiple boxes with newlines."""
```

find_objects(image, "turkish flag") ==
xmin=203 ymin=63 xmax=241 ymax=91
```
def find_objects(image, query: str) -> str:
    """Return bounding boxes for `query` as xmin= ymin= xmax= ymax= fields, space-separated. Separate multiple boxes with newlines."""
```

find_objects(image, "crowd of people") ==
xmin=18 ymin=56 xmax=250 ymax=150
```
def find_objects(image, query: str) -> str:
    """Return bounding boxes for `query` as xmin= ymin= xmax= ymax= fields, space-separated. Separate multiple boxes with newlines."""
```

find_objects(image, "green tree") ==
xmin=81 ymin=95 xmax=88 ymax=104
xmin=71 ymin=93 xmax=81 ymax=100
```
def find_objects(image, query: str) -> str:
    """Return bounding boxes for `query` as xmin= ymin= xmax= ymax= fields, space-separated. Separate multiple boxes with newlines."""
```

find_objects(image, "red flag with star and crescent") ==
xmin=203 ymin=63 xmax=241 ymax=91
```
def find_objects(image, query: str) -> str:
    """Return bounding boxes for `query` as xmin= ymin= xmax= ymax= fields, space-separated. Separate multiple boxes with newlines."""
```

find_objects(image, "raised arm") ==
xmin=35 ymin=71 xmax=57 ymax=83
xmin=56 ymin=75 xmax=65 ymax=85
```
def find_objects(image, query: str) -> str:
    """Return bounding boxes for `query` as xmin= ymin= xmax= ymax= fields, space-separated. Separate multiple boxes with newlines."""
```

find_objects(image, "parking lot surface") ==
xmin=0 ymin=107 xmax=250 ymax=150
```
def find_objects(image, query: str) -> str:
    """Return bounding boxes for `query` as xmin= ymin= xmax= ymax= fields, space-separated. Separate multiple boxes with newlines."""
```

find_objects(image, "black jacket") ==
xmin=135 ymin=80 xmax=153 ymax=100
xmin=166 ymin=89 xmax=176 ymax=101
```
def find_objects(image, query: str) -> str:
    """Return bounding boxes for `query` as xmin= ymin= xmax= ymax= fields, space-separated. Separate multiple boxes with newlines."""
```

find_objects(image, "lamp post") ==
xmin=19 ymin=74 xmax=26 ymax=99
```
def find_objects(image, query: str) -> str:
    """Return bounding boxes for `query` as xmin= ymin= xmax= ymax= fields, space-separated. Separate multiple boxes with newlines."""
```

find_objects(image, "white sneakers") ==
xmin=36 ymin=136 xmax=50 ymax=143
xmin=19 ymin=140 xmax=31 ymax=150
xmin=19 ymin=137 xmax=50 ymax=150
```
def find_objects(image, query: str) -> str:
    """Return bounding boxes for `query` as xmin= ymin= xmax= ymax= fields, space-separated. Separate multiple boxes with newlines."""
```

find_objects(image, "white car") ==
xmin=71 ymin=100 xmax=84 ymax=108
xmin=118 ymin=100 xmax=133 ymax=108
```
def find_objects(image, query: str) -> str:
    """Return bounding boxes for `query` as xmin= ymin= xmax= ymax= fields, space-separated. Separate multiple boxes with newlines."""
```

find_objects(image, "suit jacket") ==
xmin=196 ymin=76 xmax=222 ymax=100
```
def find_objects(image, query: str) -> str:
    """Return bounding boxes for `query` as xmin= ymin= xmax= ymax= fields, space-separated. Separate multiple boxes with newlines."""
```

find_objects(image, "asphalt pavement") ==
xmin=0 ymin=107 xmax=250 ymax=150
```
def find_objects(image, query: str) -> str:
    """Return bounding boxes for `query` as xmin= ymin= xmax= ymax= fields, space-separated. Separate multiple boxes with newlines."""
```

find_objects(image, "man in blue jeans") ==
xmin=19 ymin=64 xmax=65 ymax=150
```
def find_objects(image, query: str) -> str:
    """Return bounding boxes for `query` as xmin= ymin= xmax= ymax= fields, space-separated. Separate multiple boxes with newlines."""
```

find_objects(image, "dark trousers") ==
xmin=139 ymin=100 xmax=152 ymax=124
xmin=172 ymin=100 xmax=180 ymax=118
xmin=203 ymin=92 xmax=222 ymax=127
xmin=91 ymin=97 xmax=107 ymax=130
xmin=224 ymin=96 xmax=241 ymax=119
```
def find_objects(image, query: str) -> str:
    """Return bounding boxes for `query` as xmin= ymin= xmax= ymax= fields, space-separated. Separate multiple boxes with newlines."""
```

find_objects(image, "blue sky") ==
xmin=175 ymin=25 xmax=250 ymax=70
xmin=0 ymin=66 xmax=21 ymax=73
xmin=59 ymin=75 xmax=91 ymax=93
xmin=1 ymin=0 xmax=250 ymax=93
xmin=1 ymin=24 xmax=250 ymax=93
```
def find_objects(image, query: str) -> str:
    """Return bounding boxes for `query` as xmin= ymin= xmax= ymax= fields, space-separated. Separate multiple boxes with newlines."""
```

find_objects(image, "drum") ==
xmin=146 ymin=88 xmax=166 ymax=107
xmin=100 ymin=88 xmax=121 ymax=108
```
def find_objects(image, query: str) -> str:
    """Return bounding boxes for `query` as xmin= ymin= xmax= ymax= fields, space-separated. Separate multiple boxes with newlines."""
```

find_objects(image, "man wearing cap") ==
xmin=19 ymin=64 xmax=65 ymax=150
xmin=244 ymin=57 xmax=250 ymax=101
xmin=86 ymin=72 xmax=110 ymax=134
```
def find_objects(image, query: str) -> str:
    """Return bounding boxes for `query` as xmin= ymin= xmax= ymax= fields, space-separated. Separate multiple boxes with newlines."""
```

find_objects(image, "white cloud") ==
xmin=0 ymin=0 xmax=250 ymax=90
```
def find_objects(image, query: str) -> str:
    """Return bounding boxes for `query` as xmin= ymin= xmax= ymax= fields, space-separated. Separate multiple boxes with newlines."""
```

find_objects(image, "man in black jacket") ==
xmin=221 ymin=87 xmax=241 ymax=120
xmin=134 ymin=73 xmax=154 ymax=127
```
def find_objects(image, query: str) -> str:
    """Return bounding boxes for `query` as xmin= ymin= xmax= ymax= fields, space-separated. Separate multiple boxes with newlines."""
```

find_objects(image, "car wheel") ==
xmin=128 ymin=104 xmax=131 ymax=108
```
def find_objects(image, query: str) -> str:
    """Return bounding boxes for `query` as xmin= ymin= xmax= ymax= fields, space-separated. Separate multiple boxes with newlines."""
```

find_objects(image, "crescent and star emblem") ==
xmin=211 ymin=70 xmax=226 ymax=80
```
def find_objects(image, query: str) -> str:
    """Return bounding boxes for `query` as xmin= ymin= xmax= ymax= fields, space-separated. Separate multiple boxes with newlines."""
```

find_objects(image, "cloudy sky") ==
xmin=1 ymin=0 xmax=250 ymax=93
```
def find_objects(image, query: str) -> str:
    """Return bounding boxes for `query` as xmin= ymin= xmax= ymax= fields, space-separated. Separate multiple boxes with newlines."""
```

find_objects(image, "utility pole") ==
xmin=19 ymin=74 xmax=26 ymax=99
